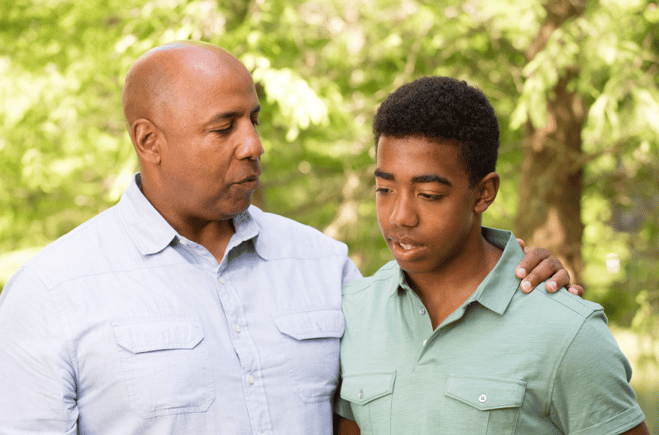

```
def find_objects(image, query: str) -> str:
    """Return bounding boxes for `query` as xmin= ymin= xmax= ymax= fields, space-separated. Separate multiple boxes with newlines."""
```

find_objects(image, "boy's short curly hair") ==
xmin=373 ymin=76 xmax=499 ymax=187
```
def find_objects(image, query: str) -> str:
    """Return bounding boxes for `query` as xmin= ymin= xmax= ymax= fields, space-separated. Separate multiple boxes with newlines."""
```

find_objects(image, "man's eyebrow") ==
xmin=205 ymin=105 xmax=261 ymax=126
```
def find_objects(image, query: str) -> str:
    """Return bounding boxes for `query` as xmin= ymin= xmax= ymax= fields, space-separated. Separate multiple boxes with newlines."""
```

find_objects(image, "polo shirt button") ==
xmin=419 ymin=307 xmax=426 ymax=315
xmin=248 ymin=375 xmax=255 ymax=384
xmin=358 ymin=390 xmax=364 ymax=399
xmin=479 ymin=394 xmax=487 ymax=403
xmin=220 ymin=278 xmax=226 ymax=285
xmin=235 ymin=324 xmax=241 ymax=332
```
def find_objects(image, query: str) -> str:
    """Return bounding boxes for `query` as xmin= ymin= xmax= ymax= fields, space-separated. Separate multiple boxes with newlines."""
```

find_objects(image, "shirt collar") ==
xmin=117 ymin=173 xmax=262 ymax=257
xmin=470 ymin=228 xmax=524 ymax=315
xmin=390 ymin=227 xmax=523 ymax=315
xmin=117 ymin=174 xmax=178 ymax=256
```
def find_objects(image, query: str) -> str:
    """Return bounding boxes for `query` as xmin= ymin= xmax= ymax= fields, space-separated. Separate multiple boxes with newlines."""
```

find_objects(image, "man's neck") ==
xmin=139 ymin=175 xmax=237 ymax=264
xmin=406 ymin=234 xmax=503 ymax=330
xmin=178 ymin=218 xmax=236 ymax=264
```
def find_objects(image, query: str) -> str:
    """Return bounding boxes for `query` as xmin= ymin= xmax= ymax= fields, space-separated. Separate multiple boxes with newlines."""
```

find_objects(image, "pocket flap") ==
xmin=272 ymin=308 xmax=345 ymax=340
xmin=113 ymin=319 xmax=204 ymax=353
xmin=340 ymin=372 xmax=396 ymax=406
xmin=445 ymin=375 xmax=526 ymax=411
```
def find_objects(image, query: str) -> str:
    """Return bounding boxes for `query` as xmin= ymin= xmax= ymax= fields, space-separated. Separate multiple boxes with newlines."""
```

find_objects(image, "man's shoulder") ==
xmin=248 ymin=206 xmax=349 ymax=259
xmin=23 ymin=205 xmax=131 ymax=287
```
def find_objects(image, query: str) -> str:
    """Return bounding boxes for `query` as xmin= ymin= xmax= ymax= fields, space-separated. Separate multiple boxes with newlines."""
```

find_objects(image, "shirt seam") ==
xmin=539 ymin=287 xmax=600 ymax=319
xmin=547 ymin=311 xmax=595 ymax=425
xmin=29 ymin=262 xmax=80 ymax=420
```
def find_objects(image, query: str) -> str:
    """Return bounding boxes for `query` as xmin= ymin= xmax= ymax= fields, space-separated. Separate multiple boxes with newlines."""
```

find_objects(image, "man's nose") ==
xmin=236 ymin=122 xmax=264 ymax=160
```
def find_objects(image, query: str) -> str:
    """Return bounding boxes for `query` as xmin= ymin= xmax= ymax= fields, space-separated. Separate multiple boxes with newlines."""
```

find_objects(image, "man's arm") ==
xmin=515 ymin=239 xmax=584 ymax=296
xmin=0 ymin=267 xmax=78 ymax=433
xmin=336 ymin=416 xmax=361 ymax=435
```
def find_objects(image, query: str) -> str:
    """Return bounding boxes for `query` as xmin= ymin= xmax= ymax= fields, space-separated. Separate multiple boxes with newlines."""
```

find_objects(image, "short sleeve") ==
xmin=335 ymin=396 xmax=356 ymax=420
xmin=342 ymin=257 xmax=363 ymax=287
xmin=550 ymin=310 xmax=645 ymax=435
xmin=0 ymin=266 xmax=78 ymax=433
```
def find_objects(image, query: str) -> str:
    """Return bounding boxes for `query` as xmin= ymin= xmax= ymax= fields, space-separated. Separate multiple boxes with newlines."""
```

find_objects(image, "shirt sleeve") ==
xmin=0 ymin=266 xmax=78 ymax=434
xmin=341 ymin=257 xmax=362 ymax=287
xmin=335 ymin=395 xmax=356 ymax=420
xmin=550 ymin=310 xmax=645 ymax=435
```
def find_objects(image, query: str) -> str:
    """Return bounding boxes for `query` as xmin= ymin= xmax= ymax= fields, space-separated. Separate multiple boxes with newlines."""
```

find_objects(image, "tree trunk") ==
xmin=515 ymin=0 xmax=587 ymax=284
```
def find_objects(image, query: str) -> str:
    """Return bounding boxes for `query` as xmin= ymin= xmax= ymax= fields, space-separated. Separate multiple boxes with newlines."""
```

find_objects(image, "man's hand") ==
xmin=515 ymin=239 xmax=584 ymax=297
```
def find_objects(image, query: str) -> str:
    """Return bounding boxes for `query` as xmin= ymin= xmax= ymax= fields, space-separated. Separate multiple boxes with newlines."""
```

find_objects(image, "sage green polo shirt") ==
xmin=337 ymin=228 xmax=645 ymax=435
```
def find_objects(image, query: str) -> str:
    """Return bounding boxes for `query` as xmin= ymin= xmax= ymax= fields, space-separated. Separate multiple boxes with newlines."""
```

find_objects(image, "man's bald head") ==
xmin=121 ymin=41 xmax=249 ymax=134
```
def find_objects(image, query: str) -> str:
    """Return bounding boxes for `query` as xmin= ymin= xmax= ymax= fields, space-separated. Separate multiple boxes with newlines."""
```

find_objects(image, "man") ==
xmin=0 ymin=42 xmax=575 ymax=434
xmin=336 ymin=77 xmax=648 ymax=434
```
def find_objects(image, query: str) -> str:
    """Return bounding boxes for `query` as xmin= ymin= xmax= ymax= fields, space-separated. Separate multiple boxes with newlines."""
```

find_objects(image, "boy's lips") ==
xmin=387 ymin=237 xmax=425 ymax=259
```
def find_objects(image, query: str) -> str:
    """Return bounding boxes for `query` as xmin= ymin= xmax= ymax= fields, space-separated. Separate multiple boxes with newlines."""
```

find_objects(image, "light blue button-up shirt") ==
xmin=0 ymin=174 xmax=361 ymax=434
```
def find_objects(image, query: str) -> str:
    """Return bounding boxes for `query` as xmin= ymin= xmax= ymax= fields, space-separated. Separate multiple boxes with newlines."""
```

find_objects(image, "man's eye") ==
xmin=251 ymin=118 xmax=259 ymax=126
xmin=376 ymin=187 xmax=390 ymax=194
xmin=213 ymin=125 xmax=233 ymax=134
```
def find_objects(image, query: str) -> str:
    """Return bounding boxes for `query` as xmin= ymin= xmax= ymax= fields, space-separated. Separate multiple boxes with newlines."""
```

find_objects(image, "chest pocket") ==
xmin=272 ymin=308 xmax=344 ymax=402
xmin=441 ymin=375 xmax=526 ymax=435
xmin=340 ymin=372 xmax=396 ymax=435
xmin=112 ymin=319 xmax=215 ymax=418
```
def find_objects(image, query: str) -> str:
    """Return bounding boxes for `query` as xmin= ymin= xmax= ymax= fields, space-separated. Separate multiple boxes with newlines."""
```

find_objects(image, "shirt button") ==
xmin=235 ymin=324 xmax=241 ymax=333
xmin=180 ymin=239 xmax=188 ymax=246
xmin=248 ymin=375 xmax=255 ymax=384
xmin=358 ymin=390 xmax=364 ymax=399
xmin=419 ymin=307 xmax=426 ymax=315
xmin=220 ymin=278 xmax=225 ymax=285
xmin=479 ymin=394 xmax=487 ymax=403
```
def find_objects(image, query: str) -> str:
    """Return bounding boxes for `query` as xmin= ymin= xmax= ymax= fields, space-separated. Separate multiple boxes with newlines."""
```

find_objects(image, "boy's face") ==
xmin=375 ymin=135 xmax=482 ymax=277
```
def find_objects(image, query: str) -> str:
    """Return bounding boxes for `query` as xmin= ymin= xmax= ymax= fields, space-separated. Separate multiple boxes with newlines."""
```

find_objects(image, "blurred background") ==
xmin=1 ymin=0 xmax=657 ymax=430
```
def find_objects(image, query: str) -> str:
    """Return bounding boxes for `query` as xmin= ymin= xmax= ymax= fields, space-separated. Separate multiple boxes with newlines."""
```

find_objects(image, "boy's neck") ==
xmin=405 ymin=231 xmax=503 ymax=330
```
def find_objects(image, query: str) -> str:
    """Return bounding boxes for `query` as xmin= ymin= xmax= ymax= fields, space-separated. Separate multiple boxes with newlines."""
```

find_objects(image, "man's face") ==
xmin=157 ymin=59 xmax=263 ymax=223
xmin=375 ymin=135 xmax=480 ymax=278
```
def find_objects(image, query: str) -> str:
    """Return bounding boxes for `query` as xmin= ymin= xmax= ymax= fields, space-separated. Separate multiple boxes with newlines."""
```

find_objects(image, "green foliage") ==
xmin=1 ymin=0 xmax=658 ymax=429
xmin=0 ymin=0 xmax=657 ymax=338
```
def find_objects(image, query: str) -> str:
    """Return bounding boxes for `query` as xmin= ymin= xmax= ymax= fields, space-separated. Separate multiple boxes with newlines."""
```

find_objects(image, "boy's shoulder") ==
xmin=342 ymin=260 xmax=399 ymax=297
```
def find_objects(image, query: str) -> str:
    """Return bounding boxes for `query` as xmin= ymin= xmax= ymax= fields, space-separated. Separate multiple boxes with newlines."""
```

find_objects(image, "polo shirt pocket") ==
xmin=340 ymin=371 xmax=396 ymax=435
xmin=441 ymin=375 xmax=526 ymax=434
xmin=112 ymin=319 xmax=215 ymax=418
xmin=272 ymin=308 xmax=344 ymax=402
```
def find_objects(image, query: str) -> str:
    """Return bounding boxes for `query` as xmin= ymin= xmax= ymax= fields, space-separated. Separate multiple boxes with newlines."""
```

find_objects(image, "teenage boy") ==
xmin=336 ymin=77 xmax=648 ymax=435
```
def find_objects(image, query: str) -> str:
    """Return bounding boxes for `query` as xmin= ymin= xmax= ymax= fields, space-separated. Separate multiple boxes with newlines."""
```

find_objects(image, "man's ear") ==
xmin=131 ymin=119 xmax=161 ymax=165
xmin=474 ymin=172 xmax=500 ymax=214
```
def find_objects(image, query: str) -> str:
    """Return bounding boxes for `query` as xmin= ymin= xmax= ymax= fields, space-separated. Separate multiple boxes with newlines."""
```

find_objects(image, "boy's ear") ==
xmin=474 ymin=172 xmax=500 ymax=214
xmin=130 ymin=119 xmax=162 ymax=165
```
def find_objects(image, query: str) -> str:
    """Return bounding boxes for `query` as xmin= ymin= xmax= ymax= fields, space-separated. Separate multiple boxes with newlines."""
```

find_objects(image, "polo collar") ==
xmin=470 ymin=228 xmax=523 ymax=315
xmin=389 ymin=227 xmax=523 ymax=316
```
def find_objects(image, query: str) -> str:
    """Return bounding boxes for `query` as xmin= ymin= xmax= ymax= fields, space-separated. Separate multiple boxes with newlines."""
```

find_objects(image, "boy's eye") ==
xmin=420 ymin=193 xmax=443 ymax=200
xmin=376 ymin=187 xmax=390 ymax=194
